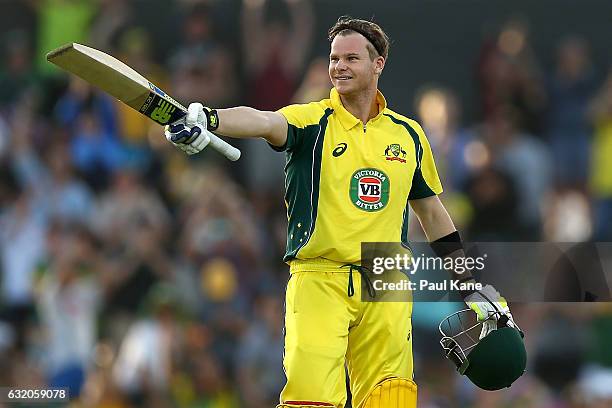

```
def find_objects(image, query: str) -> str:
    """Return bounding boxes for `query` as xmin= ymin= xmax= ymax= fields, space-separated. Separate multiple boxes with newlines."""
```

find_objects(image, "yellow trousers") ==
xmin=279 ymin=259 xmax=417 ymax=408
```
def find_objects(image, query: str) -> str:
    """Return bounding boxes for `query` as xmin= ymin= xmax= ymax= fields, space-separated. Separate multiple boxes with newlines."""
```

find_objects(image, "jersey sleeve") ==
xmin=408 ymin=121 xmax=443 ymax=200
xmin=271 ymin=103 xmax=324 ymax=153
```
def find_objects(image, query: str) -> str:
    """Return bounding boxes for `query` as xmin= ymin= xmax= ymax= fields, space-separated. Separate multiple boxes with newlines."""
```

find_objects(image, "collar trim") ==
xmin=330 ymin=88 xmax=387 ymax=130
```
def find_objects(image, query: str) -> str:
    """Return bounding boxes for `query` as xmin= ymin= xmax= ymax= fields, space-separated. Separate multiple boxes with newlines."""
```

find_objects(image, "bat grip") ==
xmin=208 ymin=133 xmax=241 ymax=161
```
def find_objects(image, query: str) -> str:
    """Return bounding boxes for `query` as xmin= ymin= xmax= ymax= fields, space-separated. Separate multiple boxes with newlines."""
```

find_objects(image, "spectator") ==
xmin=180 ymin=349 xmax=240 ymax=407
xmin=477 ymin=17 xmax=546 ymax=134
xmin=542 ymin=189 xmax=592 ymax=242
xmin=0 ymin=30 xmax=37 ymax=110
xmin=32 ymin=0 xmax=97 ymax=75
xmin=196 ymin=257 xmax=249 ymax=375
xmin=546 ymin=36 xmax=597 ymax=189
xmin=89 ymin=0 xmax=132 ymax=51
xmin=93 ymin=168 xmax=172 ymax=321
xmin=112 ymin=284 xmax=183 ymax=404
xmin=588 ymin=69 xmax=612 ymax=242
xmin=35 ymin=226 xmax=102 ymax=397
xmin=292 ymin=57 xmax=332 ymax=104
xmin=464 ymin=166 xmax=522 ymax=240
xmin=54 ymin=77 xmax=118 ymax=136
xmin=236 ymin=292 xmax=284 ymax=407
xmin=14 ymin=136 xmax=94 ymax=226
xmin=70 ymin=108 xmax=126 ymax=190
xmin=114 ymin=27 xmax=168 ymax=148
xmin=93 ymin=167 xmax=170 ymax=246
xmin=169 ymin=2 xmax=238 ymax=107
xmin=242 ymin=0 xmax=314 ymax=110
xmin=415 ymin=86 xmax=475 ymax=191
xmin=178 ymin=166 xmax=260 ymax=278
xmin=239 ymin=0 xmax=314 ymax=192
xmin=482 ymin=106 xmax=553 ymax=237
xmin=0 ymin=164 xmax=46 ymax=350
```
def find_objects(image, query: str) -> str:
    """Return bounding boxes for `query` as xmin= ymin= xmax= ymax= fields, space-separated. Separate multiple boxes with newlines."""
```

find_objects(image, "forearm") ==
xmin=410 ymin=196 xmax=456 ymax=241
xmin=410 ymin=196 xmax=475 ymax=284
xmin=216 ymin=107 xmax=287 ymax=146
xmin=216 ymin=107 xmax=270 ymax=138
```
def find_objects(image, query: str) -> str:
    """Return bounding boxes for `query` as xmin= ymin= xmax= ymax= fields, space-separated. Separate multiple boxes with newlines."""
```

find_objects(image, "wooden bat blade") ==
xmin=47 ymin=43 xmax=150 ymax=107
xmin=46 ymin=43 xmax=241 ymax=161
xmin=46 ymin=42 xmax=187 ymax=126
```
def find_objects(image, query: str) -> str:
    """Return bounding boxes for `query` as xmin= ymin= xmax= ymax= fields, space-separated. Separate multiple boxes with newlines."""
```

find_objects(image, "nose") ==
xmin=335 ymin=59 xmax=348 ymax=72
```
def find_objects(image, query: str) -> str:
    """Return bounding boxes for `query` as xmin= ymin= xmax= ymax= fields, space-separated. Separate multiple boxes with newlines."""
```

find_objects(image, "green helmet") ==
xmin=440 ymin=309 xmax=527 ymax=391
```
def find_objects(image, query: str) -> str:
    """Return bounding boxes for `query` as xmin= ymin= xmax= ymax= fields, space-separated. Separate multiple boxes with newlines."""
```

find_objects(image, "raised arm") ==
xmin=216 ymin=107 xmax=288 ymax=147
xmin=164 ymin=103 xmax=288 ymax=155
xmin=241 ymin=0 xmax=267 ymax=72
xmin=283 ymin=0 xmax=314 ymax=74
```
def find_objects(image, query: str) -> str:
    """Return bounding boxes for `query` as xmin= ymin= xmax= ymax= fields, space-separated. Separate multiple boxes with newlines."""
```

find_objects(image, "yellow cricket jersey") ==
xmin=273 ymin=88 xmax=443 ymax=264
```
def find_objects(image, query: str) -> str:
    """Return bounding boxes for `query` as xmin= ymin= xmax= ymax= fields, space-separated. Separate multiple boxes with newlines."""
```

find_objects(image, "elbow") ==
xmin=260 ymin=111 xmax=274 ymax=137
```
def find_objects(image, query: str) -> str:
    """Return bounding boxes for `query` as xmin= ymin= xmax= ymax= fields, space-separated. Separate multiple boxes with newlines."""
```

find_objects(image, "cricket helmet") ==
xmin=439 ymin=309 xmax=527 ymax=390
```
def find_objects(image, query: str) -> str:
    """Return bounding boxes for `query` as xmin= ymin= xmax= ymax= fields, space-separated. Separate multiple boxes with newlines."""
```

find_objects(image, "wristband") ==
xmin=431 ymin=231 xmax=478 ymax=298
xmin=430 ymin=230 xmax=463 ymax=258
xmin=204 ymin=108 xmax=220 ymax=131
xmin=458 ymin=275 xmax=478 ymax=298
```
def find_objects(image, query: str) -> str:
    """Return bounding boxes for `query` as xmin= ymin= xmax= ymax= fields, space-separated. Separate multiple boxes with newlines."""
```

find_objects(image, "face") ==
xmin=329 ymin=33 xmax=384 ymax=96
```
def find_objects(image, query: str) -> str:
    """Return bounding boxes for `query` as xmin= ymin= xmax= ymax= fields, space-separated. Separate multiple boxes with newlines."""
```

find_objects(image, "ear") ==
xmin=375 ymin=56 xmax=385 ymax=75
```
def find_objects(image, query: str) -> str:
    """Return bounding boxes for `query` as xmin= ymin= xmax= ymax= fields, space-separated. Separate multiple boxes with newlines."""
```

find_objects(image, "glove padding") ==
xmin=164 ymin=103 xmax=211 ymax=155
xmin=464 ymin=284 xmax=517 ymax=339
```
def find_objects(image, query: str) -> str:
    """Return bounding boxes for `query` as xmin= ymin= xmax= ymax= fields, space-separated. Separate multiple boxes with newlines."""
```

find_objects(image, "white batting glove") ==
xmin=464 ymin=284 xmax=517 ymax=339
xmin=164 ymin=103 xmax=211 ymax=155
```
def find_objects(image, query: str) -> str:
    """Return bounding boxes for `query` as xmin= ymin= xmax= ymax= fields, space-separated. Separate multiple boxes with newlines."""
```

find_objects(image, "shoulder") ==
xmin=277 ymin=99 xmax=332 ymax=128
xmin=382 ymin=108 xmax=426 ymax=137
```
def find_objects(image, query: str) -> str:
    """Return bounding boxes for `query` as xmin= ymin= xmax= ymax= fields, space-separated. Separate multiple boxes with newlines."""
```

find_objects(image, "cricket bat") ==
xmin=46 ymin=43 xmax=240 ymax=161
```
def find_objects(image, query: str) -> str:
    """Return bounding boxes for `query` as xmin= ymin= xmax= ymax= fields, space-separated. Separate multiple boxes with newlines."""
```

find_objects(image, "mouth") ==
xmin=335 ymin=76 xmax=353 ymax=81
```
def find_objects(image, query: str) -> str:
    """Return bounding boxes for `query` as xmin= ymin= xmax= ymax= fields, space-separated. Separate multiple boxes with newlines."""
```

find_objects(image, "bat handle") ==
xmin=208 ymin=133 xmax=241 ymax=161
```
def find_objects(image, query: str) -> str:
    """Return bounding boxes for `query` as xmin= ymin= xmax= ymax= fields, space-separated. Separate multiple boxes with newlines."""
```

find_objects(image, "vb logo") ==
xmin=359 ymin=180 xmax=381 ymax=198
xmin=150 ymin=100 xmax=175 ymax=124
xmin=349 ymin=168 xmax=390 ymax=212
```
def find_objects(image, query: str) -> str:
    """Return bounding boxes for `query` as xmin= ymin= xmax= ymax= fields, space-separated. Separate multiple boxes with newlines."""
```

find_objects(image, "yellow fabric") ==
xmin=590 ymin=119 xmax=612 ymax=197
xmin=38 ymin=0 xmax=96 ymax=74
xmin=277 ymin=88 xmax=442 ymax=264
xmin=289 ymin=257 xmax=349 ymax=273
xmin=281 ymin=269 xmax=413 ymax=408
xmin=361 ymin=378 xmax=417 ymax=408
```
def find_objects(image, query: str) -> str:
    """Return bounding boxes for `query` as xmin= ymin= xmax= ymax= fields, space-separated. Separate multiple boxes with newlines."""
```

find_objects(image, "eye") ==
xmin=348 ymin=56 xmax=358 ymax=61
xmin=330 ymin=57 xmax=338 ymax=62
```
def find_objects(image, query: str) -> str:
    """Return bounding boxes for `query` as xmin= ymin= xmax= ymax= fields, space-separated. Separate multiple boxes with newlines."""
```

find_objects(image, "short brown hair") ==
xmin=328 ymin=16 xmax=390 ymax=60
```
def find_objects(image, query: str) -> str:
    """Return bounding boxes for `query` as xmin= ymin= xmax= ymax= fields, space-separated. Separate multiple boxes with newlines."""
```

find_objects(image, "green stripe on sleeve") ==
xmin=283 ymin=108 xmax=334 ymax=261
xmin=383 ymin=114 xmax=436 ymax=199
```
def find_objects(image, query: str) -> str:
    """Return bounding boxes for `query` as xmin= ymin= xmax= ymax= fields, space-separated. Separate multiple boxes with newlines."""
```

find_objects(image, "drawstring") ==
xmin=341 ymin=264 xmax=376 ymax=298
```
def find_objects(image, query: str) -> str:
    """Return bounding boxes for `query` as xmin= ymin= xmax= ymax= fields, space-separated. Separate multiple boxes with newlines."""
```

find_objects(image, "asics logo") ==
xmin=332 ymin=143 xmax=348 ymax=157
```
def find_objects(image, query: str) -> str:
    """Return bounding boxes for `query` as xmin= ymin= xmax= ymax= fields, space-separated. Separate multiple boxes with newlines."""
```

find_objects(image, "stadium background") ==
xmin=1 ymin=0 xmax=612 ymax=406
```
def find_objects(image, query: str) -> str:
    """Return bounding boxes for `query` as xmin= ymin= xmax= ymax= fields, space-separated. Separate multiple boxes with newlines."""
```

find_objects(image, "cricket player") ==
xmin=165 ymin=16 xmax=514 ymax=408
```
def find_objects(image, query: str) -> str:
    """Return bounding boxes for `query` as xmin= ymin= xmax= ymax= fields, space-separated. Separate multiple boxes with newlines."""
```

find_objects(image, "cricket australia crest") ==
xmin=384 ymin=144 xmax=407 ymax=163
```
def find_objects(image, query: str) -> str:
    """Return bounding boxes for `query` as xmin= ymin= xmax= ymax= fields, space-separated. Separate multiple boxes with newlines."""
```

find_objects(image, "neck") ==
xmin=339 ymin=86 xmax=379 ymax=124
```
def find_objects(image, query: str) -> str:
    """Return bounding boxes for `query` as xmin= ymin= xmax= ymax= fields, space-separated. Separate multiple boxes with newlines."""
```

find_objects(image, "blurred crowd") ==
xmin=0 ymin=0 xmax=611 ymax=407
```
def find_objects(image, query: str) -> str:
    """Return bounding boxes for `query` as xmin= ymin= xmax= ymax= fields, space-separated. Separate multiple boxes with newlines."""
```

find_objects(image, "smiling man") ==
xmin=165 ymin=16 xmax=514 ymax=408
